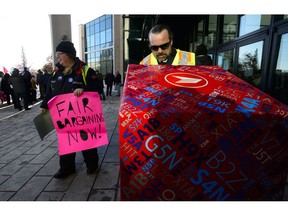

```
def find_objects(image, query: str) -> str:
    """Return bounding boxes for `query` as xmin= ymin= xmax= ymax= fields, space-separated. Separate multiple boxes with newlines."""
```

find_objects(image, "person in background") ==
xmin=30 ymin=75 xmax=37 ymax=102
xmin=0 ymin=71 xmax=5 ymax=104
xmin=96 ymin=70 xmax=105 ymax=100
xmin=1 ymin=73 xmax=16 ymax=106
xmin=140 ymin=24 xmax=196 ymax=66
xmin=36 ymin=69 xmax=44 ymax=99
xmin=195 ymin=43 xmax=213 ymax=66
xmin=0 ymin=71 xmax=4 ymax=86
xmin=105 ymin=71 xmax=114 ymax=97
xmin=40 ymin=40 xmax=99 ymax=179
xmin=9 ymin=68 xmax=31 ymax=111
xmin=38 ymin=69 xmax=51 ymax=99
xmin=114 ymin=70 xmax=121 ymax=96
xmin=22 ymin=67 xmax=32 ymax=105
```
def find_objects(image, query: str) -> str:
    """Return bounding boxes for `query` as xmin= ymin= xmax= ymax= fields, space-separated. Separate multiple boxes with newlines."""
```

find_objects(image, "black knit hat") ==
xmin=12 ymin=68 xmax=20 ymax=76
xmin=56 ymin=41 xmax=76 ymax=57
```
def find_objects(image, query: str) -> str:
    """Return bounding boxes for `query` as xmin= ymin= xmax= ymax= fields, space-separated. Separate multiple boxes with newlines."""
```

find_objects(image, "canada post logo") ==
xmin=164 ymin=72 xmax=208 ymax=88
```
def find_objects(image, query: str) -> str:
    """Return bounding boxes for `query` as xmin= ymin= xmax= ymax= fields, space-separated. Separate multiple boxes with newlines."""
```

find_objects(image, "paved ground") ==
xmin=0 ymin=92 xmax=121 ymax=201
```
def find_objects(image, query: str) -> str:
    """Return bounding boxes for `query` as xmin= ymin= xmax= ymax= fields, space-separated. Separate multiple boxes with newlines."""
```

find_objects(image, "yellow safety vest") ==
xmin=52 ymin=65 xmax=89 ymax=85
xmin=140 ymin=49 xmax=196 ymax=66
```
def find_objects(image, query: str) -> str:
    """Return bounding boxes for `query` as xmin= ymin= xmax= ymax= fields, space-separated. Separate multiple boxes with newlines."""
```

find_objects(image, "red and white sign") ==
xmin=165 ymin=72 xmax=208 ymax=88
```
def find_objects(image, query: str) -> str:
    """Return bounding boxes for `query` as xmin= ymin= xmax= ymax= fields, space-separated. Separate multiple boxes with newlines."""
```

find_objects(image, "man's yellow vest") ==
xmin=140 ymin=49 xmax=196 ymax=66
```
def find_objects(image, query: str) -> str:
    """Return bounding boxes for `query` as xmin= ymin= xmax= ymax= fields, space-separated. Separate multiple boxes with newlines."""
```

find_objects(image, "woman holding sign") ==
xmin=40 ymin=41 xmax=100 ymax=179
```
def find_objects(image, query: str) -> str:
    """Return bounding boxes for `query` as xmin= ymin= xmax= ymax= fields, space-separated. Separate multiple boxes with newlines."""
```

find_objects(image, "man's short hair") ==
xmin=149 ymin=24 xmax=174 ymax=41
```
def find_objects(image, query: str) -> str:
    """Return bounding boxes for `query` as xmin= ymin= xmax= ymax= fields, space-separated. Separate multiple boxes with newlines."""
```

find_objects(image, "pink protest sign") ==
xmin=48 ymin=92 xmax=108 ymax=155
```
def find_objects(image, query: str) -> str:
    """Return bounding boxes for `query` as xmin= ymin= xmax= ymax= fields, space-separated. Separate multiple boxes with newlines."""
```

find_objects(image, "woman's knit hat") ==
xmin=56 ymin=41 xmax=76 ymax=57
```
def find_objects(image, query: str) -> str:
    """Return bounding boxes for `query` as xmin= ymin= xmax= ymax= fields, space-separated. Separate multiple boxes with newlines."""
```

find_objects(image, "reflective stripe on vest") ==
xmin=140 ymin=49 xmax=195 ymax=66
xmin=140 ymin=54 xmax=156 ymax=65
xmin=175 ymin=50 xmax=195 ymax=65
xmin=82 ymin=65 xmax=89 ymax=85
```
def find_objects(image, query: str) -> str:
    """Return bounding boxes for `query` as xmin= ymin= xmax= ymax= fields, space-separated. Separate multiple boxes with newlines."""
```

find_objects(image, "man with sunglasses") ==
xmin=140 ymin=24 xmax=196 ymax=66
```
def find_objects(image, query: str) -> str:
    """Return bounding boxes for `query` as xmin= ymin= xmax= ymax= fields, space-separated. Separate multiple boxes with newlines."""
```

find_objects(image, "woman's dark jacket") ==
xmin=40 ymin=58 xmax=98 ymax=109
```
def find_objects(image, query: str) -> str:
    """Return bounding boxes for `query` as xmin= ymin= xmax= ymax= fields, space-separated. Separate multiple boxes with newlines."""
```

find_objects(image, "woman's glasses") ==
xmin=55 ymin=52 xmax=64 ymax=58
xmin=149 ymin=41 xmax=170 ymax=51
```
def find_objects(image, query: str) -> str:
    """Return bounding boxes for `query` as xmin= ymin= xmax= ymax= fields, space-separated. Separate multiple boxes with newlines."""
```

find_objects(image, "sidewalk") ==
xmin=0 ymin=93 xmax=121 ymax=201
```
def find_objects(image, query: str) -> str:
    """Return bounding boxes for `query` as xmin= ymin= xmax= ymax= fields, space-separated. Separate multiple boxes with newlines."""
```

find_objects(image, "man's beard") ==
xmin=157 ymin=54 xmax=168 ymax=63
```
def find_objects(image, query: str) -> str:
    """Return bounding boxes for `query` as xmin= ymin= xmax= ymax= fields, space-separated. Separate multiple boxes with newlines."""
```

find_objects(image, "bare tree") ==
xmin=21 ymin=46 xmax=28 ymax=68
xmin=42 ymin=55 xmax=53 ymax=73
xmin=238 ymin=49 xmax=261 ymax=86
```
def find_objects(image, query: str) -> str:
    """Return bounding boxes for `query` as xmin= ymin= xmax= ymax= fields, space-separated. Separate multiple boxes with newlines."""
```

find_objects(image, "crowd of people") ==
xmin=0 ymin=66 xmax=122 ymax=108
xmin=0 ymin=67 xmax=46 ymax=110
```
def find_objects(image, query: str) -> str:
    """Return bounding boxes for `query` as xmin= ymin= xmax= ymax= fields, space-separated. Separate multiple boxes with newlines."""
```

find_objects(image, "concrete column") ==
xmin=49 ymin=15 xmax=72 ymax=66
xmin=113 ymin=15 xmax=124 ymax=81
xmin=78 ymin=24 xmax=85 ymax=62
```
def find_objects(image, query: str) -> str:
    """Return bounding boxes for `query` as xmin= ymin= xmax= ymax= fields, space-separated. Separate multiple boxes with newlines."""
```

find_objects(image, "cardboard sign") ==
xmin=48 ymin=92 xmax=108 ymax=155
xmin=119 ymin=64 xmax=288 ymax=201
xmin=33 ymin=110 xmax=54 ymax=140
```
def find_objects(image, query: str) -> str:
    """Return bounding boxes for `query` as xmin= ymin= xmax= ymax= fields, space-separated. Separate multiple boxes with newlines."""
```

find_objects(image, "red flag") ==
xmin=3 ymin=67 xmax=8 ymax=74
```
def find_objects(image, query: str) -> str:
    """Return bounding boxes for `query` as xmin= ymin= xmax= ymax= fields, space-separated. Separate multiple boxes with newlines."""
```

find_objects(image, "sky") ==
xmin=0 ymin=13 xmax=99 ymax=72
xmin=0 ymin=0 xmax=284 ymax=73
xmin=0 ymin=14 xmax=52 ymax=71
xmin=0 ymin=0 xmax=114 ymax=72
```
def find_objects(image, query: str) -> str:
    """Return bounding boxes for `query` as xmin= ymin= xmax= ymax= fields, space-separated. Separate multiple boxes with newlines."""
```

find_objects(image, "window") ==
xmin=101 ymin=50 xmax=107 ymax=61
xmin=205 ymin=15 xmax=217 ymax=48
xmin=106 ymin=17 xmax=112 ymax=29
xmin=106 ymin=28 xmax=112 ymax=42
xmin=100 ymin=15 xmax=105 ymax=22
xmin=217 ymin=49 xmax=235 ymax=73
xmin=274 ymin=33 xmax=288 ymax=104
xmin=107 ymin=48 xmax=113 ymax=60
xmin=95 ymin=51 xmax=100 ymax=62
xmin=100 ymin=21 xmax=105 ymax=31
xmin=237 ymin=41 xmax=264 ymax=87
xmin=276 ymin=34 xmax=288 ymax=72
xmin=95 ymin=22 xmax=100 ymax=33
xmin=90 ymin=35 xmax=95 ymax=47
xmin=90 ymin=24 xmax=95 ymax=35
xmin=100 ymin=31 xmax=106 ymax=44
xmin=87 ymin=36 xmax=91 ymax=49
xmin=239 ymin=15 xmax=271 ymax=36
xmin=196 ymin=20 xmax=204 ymax=45
xmin=222 ymin=15 xmax=237 ymax=43
xmin=95 ymin=33 xmax=100 ymax=45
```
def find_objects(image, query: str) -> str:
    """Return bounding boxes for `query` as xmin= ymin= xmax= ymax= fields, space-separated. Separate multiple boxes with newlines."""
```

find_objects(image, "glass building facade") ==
xmin=85 ymin=14 xmax=113 ymax=75
xmin=82 ymin=14 xmax=288 ymax=105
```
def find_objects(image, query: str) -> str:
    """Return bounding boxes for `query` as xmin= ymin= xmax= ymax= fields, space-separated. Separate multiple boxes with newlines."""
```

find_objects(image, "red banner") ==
xmin=119 ymin=64 xmax=288 ymax=201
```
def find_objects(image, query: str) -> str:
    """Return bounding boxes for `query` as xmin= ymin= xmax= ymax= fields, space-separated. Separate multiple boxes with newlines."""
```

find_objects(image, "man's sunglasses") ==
xmin=149 ymin=41 xmax=170 ymax=51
